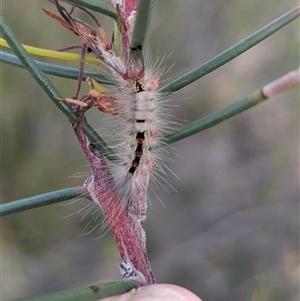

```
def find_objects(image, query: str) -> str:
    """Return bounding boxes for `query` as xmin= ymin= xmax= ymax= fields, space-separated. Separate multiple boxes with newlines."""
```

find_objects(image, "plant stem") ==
xmin=163 ymin=91 xmax=265 ymax=144
xmin=13 ymin=281 xmax=137 ymax=301
xmin=164 ymin=67 xmax=299 ymax=144
xmin=0 ymin=51 xmax=114 ymax=84
xmin=161 ymin=6 xmax=300 ymax=94
xmin=65 ymin=0 xmax=119 ymax=21
xmin=0 ymin=18 xmax=116 ymax=161
xmin=130 ymin=0 xmax=152 ymax=50
xmin=72 ymin=124 xmax=155 ymax=284
xmin=0 ymin=187 xmax=87 ymax=217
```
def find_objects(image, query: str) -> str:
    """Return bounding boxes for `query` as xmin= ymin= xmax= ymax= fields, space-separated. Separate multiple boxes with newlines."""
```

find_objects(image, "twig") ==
xmin=72 ymin=122 xmax=155 ymax=285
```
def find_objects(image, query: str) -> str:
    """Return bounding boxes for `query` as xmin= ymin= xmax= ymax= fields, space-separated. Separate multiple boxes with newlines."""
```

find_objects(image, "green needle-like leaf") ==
xmin=0 ymin=19 xmax=68 ymax=114
xmin=163 ymin=91 xmax=265 ymax=144
xmin=0 ymin=51 xmax=114 ymax=84
xmin=14 ymin=281 xmax=137 ymax=301
xmin=130 ymin=0 xmax=152 ymax=50
xmin=0 ymin=18 xmax=116 ymax=161
xmin=0 ymin=187 xmax=87 ymax=217
xmin=66 ymin=0 xmax=119 ymax=21
xmin=161 ymin=6 xmax=300 ymax=94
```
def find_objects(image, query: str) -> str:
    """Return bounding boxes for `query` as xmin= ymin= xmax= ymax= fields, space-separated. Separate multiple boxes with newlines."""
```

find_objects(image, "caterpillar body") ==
xmin=47 ymin=0 xmax=169 ymax=221
xmin=112 ymin=69 xmax=166 ymax=217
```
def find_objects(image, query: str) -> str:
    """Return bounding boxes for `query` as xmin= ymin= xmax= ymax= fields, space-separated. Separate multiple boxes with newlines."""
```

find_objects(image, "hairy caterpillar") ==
xmin=46 ymin=0 xmax=169 ymax=223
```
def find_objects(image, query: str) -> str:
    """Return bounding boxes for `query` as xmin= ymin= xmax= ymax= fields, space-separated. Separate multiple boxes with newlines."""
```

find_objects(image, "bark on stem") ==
xmin=72 ymin=123 xmax=155 ymax=285
xmin=124 ymin=0 xmax=138 ymax=19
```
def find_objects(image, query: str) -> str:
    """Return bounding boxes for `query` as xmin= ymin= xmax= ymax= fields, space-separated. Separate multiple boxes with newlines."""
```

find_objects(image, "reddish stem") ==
xmin=72 ymin=124 xmax=155 ymax=285
xmin=117 ymin=0 xmax=139 ymax=69
xmin=124 ymin=0 xmax=138 ymax=19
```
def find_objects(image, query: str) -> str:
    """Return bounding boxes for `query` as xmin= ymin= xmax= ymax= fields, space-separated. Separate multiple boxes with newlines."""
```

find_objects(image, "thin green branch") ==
xmin=1 ymin=18 xmax=74 ymax=118
xmin=163 ymin=91 xmax=265 ymax=144
xmin=164 ymin=63 xmax=300 ymax=144
xmin=0 ymin=187 xmax=87 ymax=217
xmin=0 ymin=18 xmax=116 ymax=161
xmin=13 ymin=281 xmax=137 ymax=301
xmin=164 ymin=67 xmax=300 ymax=144
xmin=161 ymin=6 xmax=300 ymax=94
xmin=65 ymin=0 xmax=119 ymax=21
xmin=130 ymin=0 xmax=152 ymax=50
xmin=0 ymin=51 xmax=114 ymax=84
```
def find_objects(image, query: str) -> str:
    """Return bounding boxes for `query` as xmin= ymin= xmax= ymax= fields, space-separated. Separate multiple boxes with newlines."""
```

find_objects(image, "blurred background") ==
xmin=1 ymin=1 xmax=299 ymax=300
